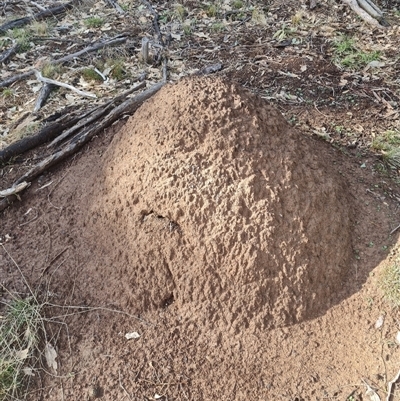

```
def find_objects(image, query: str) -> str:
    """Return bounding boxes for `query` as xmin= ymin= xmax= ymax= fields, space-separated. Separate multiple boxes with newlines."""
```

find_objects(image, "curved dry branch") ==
xmin=341 ymin=0 xmax=387 ymax=28
xmin=0 ymin=81 xmax=165 ymax=212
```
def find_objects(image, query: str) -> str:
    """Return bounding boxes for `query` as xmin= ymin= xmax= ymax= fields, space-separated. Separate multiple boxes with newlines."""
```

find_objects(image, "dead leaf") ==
xmin=125 ymin=332 xmax=140 ymax=340
xmin=44 ymin=342 xmax=58 ymax=372
xmin=365 ymin=381 xmax=380 ymax=401
xmin=15 ymin=347 xmax=29 ymax=361
xmin=22 ymin=367 xmax=35 ymax=376
xmin=375 ymin=315 xmax=384 ymax=329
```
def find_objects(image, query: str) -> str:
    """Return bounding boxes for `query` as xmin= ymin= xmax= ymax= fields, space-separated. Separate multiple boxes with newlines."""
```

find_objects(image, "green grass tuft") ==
xmin=0 ymin=296 xmax=43 ymax=400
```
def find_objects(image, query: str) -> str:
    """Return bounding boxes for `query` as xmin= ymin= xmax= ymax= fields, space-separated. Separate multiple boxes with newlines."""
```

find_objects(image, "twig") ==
xmin=48 ymin=81 xmax=146 ymax=147
xmin=0 ymin=81 xmax=165 ymax=212
xmin=103 ymin=0 xmax=125 ymax=14
xmin=119 ymin=370 xmax=133 ymax=401
xmin=390 ymin=223 xmax=400 ymax=236
xmin=0 ymin=36 xmax=128 ymax=88
xmin=0 ymin=70 xmax=35 ymax=88
xmin=0 ymin=41 xmax=18 ymax=63
xmin=45 ymin=303 xmax=153 ymax=325
xmin=386 ymin=368 xmax=400 ymax=401
xmin=33 ymin=69 xmax=97 ymax=98
xmin=53 ymin=35 xmax=128 ymax=65
xmin=0 ymin=0 xmax=79 ymax=34
xmin=1 ymin=244 xmax=38 ymax=302
xmin=141 ymin=0 xmax=164 ymax=46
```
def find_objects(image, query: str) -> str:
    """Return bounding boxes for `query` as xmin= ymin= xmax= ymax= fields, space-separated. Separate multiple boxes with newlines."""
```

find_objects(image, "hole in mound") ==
xmin=84 ymin=76 xmax=355 ymax=331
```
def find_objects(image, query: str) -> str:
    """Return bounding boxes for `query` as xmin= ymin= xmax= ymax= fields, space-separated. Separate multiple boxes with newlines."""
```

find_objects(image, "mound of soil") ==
xmin=81 ymin=76 xmax=354 ymax=331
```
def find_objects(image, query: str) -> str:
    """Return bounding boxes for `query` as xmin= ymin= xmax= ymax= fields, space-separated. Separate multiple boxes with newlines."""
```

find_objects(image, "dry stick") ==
xmin=0 ymin=0 xmax=79 ymax=33
xmin=0 ymin=70 xmax=35 ymax=88
xmin=0 ymin=109 xmax=81 ymax=164
xmin=0 ymin=36 xmax=127 ymax=88
xmin=341 ymin=0 xmax=384 ymax=28
xmin=141 ymin=0 xmax=164 ymax=46
xmin=33 ymin=69 xmax=96 ymax=98
xmin=0 ymin=41 xmax=18 ymax=64
xmin=53 ymin=35 xmax=127 ymax=65
xmin=387 ymin=368 xmax=400 ymax=401
xmin=48 ymin=81 xmax=146 ymax=148
xmin=390 ymin=223 xmax=400 ymax=236
xmin=0 ymin=82 xmax=165 ymax=212
xmin=34 ymin=83 xmax=56 ymax=112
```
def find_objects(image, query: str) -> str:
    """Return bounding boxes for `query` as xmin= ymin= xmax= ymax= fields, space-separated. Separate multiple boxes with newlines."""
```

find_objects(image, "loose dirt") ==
xmin=1 ymin=76 xmax=400 ymax=400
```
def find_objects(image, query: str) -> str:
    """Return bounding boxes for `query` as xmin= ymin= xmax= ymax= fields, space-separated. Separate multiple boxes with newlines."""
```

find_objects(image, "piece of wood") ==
xmin=103 ymin=0 xmax=125 ymax=14
xmin=0 ymin=81 xmax=165 ymax=212
xmin=0 ymin=0 xmax=79 ymax=34
xmin=34 ymin=83 xmax=56 ymax=112
xmin=0 ymin=112 xmax=80 ymax=164
xmin=141 ymin=0 xmax=165 ymax=46
xmin=341 ymin=0 xmax=385 ymax=28
xmin=48 ymin=81 xmax=146 ymax=147
xmin=33 ymin=69 xmax=97 ymax=98
xmin=53 ymin=35 xmax=128 ymax=65
xmin=0 ymin=42 xmax=18 ymax=64
xmin=0 ymin=36 xmax=128 ymax=88
xmin=0 ymin=70 xmax=35 ymax=88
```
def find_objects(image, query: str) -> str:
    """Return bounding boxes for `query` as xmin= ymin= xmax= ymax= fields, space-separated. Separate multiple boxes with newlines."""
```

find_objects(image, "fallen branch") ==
xmin=341 ymin=0 xmax=386 ymax=28
xmin=34 ymin=83 xmax=56 ymax=112
xmin=53 ymin=35 xmax=128 ymax=65
xmin=0 ymin=81 xmax=165 ymax=212
xmin=48 ymin=81 xmax=146 ymax=147
xmin=0 ymin=182 xmax=30 ymax=199
xmin=0 ymin=71 xmax=35 ymax=88
xmin=141 ymin=0 xmax=164 ymax=46
xmin=0 ymin=36 xmax=128 ymax=88
xmin=0 ymin=0 xmax=79 ymax=34
xmin=0 ymin=41 xmax=18 ymax=64
xmin=0 ymin=111 xmax=81 ymax=164
xmin=33 ymin=69 xmax=97 ymax=98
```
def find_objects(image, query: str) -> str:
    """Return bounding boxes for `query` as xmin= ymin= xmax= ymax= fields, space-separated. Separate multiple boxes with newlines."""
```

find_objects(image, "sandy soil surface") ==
xmin=2 ymin=76 xmax=400 ymax=400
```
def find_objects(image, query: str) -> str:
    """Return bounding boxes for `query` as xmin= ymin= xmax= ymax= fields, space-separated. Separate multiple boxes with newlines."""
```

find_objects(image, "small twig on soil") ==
xmin=45 ymin=303 xmax=153 ymax=325
xmin=387 ymin=368 xmax=400 ymax=401
xmin=141 ymin=0 xmax=165 ymax=46
xmin=0 ymin=0 xmax=80 ymax=34
xmin=390 ymin=223 xmax=400 ymax=236
xmin=1 ymin=244 xmax=37 ymax=301
xmin=33 ymin=69 xmax=97 ymax=98
xmin=53 ymin=35 xmax=128 ymax=65
xmin=119 ymin=370 xmax=133 ymax=401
